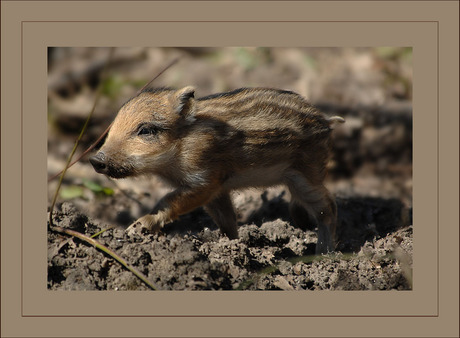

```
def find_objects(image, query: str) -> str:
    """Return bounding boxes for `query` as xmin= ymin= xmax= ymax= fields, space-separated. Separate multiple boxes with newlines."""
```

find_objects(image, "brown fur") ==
xmin=89 ymin=87 xmax=344 ymax=254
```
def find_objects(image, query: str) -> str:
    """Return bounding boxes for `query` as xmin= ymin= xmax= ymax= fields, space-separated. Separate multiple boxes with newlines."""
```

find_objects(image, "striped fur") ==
xmin=90 ymin=87 xmax=344 ymax=253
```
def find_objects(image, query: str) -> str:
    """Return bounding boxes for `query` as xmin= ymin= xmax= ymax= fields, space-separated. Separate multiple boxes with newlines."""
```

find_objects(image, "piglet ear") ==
xmin=174 ymin=86 xmax=195 ymax=115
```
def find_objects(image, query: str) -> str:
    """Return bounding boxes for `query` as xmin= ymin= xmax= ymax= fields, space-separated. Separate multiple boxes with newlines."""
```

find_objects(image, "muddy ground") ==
xmin=47 ymin=47 xmax=413 ymax=291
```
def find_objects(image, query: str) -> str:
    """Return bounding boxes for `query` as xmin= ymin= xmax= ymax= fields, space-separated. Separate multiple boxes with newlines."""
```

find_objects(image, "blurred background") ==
xmin=47 ymin=47 xmax=412 ymax=251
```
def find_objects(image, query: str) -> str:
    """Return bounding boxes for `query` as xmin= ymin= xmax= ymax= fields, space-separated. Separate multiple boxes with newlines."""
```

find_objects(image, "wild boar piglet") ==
xmin=90 ymin=87 xmax=344 ymax=254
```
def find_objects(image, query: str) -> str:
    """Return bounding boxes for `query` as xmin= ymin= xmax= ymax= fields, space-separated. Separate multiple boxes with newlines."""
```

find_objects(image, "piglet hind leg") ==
xmin=204 ymin=192 xmax=238 ymax=239
xmin=284 ymin=170 xmax=337 ymax=255
xmin=289 ymin=200 xmax=317 ymax=231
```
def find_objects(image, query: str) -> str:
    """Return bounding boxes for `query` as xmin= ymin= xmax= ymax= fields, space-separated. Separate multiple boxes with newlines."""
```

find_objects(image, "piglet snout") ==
xmin=89 ymin=152 xmax=107 ymax=174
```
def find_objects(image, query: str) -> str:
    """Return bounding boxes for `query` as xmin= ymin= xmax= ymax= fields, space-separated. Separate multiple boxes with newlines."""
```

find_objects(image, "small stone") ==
xmin=274 ymin=276 xmax=294 ymax=291
xmin=293 ymin=262 xmax=304 ymax=275
xmin=113 ymin=229 xmax=125 ymax=239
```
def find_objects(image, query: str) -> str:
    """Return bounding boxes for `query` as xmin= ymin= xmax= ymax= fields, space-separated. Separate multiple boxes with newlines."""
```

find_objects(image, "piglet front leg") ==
xmin=125 ymin=185 xmax=217 ymax=236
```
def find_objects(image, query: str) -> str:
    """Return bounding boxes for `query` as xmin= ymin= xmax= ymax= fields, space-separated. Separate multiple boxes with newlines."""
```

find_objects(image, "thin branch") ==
xmin=47 ymin=121 xmax=113 ymax=182
xmin=51 ymin=225 xmax=158 ymax=290
xmin=136 ymin=57 xmax=180 ymax=95
xmin=49 ymin=47 xmax=115 ymax=227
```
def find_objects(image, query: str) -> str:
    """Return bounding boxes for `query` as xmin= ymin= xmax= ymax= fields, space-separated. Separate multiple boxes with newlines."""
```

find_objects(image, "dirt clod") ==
xmin=48 ymin=206 xmax=412 ymax=291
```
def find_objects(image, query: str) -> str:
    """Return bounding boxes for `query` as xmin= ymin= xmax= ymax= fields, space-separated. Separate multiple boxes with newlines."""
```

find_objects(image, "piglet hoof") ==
xmin=126 ymin=221 xmax=148 ymax=236
xmin=126 ymin=214 xmax=164 ymax=237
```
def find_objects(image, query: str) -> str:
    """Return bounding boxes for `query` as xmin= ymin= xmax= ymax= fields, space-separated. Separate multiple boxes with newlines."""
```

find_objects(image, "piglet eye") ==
xmin=137 ymin=125 xmax=158 ymax=136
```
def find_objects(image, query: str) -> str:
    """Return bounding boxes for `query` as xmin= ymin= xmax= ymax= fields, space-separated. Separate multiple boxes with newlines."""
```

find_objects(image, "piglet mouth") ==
xmin=104 ymin=166 xmax=133 ymax=179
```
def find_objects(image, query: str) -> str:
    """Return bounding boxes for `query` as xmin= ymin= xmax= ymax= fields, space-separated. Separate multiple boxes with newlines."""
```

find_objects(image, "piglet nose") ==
xmin=89 ymin=152 xmax=107 ymax=173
